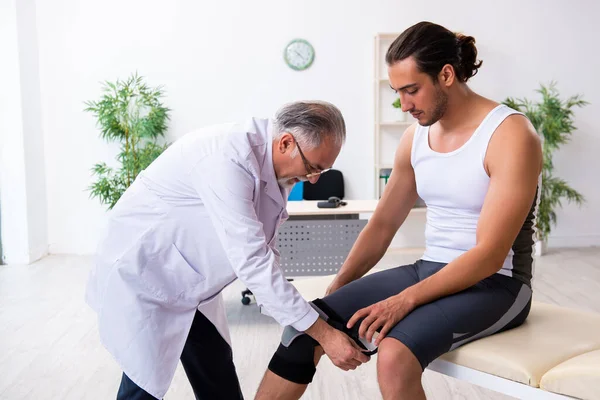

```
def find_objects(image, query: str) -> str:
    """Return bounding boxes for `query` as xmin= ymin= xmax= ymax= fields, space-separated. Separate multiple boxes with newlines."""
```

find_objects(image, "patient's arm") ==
xmin=327 ymin=124 xmax=419 ymax=294
xmin=402 ymin=115 xmax=542 ymax=306
xmin=347 ymin=115 xmax=542 ymax=346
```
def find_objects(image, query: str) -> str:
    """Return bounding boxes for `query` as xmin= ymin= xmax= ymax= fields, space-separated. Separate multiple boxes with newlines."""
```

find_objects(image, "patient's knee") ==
xmin=377 ymin=338 xmax=421 ymax=379
xmin=267 ymin=298 xmax=372 ymax=385
xmin=268 ymin=330 xmax=318 ymax=384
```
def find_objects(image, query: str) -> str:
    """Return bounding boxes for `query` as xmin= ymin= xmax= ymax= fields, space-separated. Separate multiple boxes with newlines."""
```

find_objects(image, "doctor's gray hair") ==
xmin=273 ymin=101 xmax=346 ymax=154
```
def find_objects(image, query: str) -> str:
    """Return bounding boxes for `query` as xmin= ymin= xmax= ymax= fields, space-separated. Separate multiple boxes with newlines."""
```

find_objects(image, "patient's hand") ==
xmin=347 ymin=293 xmax=416 ymax=346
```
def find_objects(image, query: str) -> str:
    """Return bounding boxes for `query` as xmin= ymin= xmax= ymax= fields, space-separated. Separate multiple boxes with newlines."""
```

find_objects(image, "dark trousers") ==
xmin=117 ymin=310 xmax=244 ymax=400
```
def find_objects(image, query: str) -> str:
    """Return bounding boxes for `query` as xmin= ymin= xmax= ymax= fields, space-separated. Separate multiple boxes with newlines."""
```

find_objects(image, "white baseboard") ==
xmin=48 ymin=243 xmax=96 ymax=256
xmin=547 ymin=235 xmax=600 ymax=248
xmin=2 ymin=244 xmax=48 ymax=265
xmin=1 ymin=252 xmax=30 ymax=265
xmin=29 ymin=244 xmax=48 ymax=263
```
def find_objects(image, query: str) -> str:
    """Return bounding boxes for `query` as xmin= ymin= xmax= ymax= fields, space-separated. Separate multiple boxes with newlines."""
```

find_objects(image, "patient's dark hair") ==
xmin=386 ymin=21 xmax=483 ymax=83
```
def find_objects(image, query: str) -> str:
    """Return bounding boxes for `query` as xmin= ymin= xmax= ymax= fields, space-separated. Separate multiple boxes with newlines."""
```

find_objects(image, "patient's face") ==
xmin=388 ymin=57 xmax=448 ymax=127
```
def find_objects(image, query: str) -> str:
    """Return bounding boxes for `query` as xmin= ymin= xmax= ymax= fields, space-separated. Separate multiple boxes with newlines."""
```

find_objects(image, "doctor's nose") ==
xmin=307 ymin=175 xmax=320 ymax=184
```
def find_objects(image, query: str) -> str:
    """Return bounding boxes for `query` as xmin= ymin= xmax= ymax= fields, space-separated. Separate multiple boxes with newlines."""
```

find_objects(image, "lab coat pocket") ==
xmin=140 ymin=242 xmax=206 ymax=306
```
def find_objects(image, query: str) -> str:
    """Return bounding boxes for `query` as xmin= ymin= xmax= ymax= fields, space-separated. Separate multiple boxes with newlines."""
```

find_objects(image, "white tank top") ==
xmin=411 ymin=104 xmax=537 ymax=285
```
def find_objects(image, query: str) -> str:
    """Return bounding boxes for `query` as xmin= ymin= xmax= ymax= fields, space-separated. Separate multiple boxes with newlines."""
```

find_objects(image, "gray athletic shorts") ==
xmin=321 ymin=259 xmax=532 ymax=369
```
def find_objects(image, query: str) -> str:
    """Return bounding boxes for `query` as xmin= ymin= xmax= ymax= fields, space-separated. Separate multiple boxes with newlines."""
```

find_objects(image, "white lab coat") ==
xmin=85 ymin=118 xmax=319 ymax=398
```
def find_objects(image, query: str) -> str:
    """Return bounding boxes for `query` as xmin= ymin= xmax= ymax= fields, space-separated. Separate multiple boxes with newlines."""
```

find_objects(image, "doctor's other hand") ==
xmin=305 ymin=318 xmax=370 ymax=370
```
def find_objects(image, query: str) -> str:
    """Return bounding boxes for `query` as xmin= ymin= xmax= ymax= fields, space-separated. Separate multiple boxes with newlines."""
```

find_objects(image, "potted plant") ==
xmin=85 ymin=73 xmax=171 ymax=209
xmin=503 ymin=82 xmax=587 ymax=255
xmin=392 ymin=98 xmax=406 ymax=121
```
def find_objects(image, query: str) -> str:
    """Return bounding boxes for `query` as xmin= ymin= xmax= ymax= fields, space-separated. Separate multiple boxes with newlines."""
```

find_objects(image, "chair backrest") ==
xmin=302 ymin=169 xmax=345 ymax=200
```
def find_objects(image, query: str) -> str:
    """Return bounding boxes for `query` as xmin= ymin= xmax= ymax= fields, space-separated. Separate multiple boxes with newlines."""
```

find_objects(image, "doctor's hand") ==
xmin=305 ymin=318 xmax=370 ymax=371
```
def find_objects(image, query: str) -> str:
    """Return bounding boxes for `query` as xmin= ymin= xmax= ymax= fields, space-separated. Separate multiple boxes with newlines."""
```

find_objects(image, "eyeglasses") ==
xmin=292 ymin=137 xmax=331 ymax=179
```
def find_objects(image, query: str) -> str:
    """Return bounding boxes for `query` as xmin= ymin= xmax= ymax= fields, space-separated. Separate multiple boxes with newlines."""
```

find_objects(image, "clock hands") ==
xmin=293 ymin=49 xmax=306 ymax=63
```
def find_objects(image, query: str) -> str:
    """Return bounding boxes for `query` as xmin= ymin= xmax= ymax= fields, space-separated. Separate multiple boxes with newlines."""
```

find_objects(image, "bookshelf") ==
xmin=374 ymin=33 xmax=412 ymax=198
xmin=373 ymin=33 xmax=426 ymax=210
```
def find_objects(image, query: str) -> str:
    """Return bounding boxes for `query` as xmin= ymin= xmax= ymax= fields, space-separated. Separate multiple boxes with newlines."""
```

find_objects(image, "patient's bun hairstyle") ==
xmin=386 ymin=21 xmax=483 ymax=83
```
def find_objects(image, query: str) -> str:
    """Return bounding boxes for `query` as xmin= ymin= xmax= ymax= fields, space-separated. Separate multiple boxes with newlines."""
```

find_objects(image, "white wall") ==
xmin=18 ymin=0 xmax=48 ymax=262
xmin=32 ymin=0 xmax=600 ymax=254
xmin=0 ymin=0 xmax=48 ymax=264
xmin=0 ymin=0 xmax=29 ymax=263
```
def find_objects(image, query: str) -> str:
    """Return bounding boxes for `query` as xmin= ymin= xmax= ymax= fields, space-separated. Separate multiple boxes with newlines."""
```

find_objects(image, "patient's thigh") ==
xmin=321 ymin=263 xmax=420 ymax=321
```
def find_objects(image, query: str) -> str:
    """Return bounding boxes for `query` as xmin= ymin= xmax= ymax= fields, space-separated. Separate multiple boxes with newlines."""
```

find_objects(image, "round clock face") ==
xmin=284 ymin=39 xmax=315 ymax=71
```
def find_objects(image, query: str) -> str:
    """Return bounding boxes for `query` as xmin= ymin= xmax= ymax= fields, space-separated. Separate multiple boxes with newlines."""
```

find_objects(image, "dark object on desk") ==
xmin=303 ymin=169 xmax=344 ymax=200
xmin=317 ymin=196 xmax=347 ymax=208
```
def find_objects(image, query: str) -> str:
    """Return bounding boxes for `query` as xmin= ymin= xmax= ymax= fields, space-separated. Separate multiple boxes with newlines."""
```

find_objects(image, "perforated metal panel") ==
xmin=277 ymin=219 xmax=367 ymax=276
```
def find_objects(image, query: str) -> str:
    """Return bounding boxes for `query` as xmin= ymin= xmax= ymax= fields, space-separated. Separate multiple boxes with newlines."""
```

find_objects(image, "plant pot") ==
xmin=534 ymin=239 xmax=547 ymax=256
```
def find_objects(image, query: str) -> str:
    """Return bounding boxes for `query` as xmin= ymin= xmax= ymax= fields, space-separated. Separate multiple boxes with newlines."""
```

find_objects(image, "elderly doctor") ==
xmin=85 ymin=100 xmax=369 ymax=399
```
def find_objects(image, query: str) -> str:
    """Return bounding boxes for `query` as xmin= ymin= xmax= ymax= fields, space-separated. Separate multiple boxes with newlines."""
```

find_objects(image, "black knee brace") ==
xmin=268 ymin=333 xmax=319 ymax=384
xmin=267 ymin=298 xmax=377 ymax=384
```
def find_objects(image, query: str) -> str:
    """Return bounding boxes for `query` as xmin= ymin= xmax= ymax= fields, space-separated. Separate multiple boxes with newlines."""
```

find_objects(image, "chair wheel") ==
xmin=241 ymin=296 xmax=251 ymax=305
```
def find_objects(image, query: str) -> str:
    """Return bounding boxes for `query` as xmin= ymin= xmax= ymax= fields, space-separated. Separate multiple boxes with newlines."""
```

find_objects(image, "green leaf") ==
xmin=85 ymin=73 xmax=171 ymax=210
xmin=503 ymin=82 xmax=588 ymax=240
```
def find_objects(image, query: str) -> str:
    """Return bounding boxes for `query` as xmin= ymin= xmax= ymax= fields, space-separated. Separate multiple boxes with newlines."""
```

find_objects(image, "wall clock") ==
xmin=284 ymin=39 xmax=315 ymax=71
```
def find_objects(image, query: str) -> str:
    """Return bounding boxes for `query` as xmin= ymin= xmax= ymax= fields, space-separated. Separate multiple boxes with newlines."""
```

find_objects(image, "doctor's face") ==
xmin=275 ymin=133 xmax=340 ymax=189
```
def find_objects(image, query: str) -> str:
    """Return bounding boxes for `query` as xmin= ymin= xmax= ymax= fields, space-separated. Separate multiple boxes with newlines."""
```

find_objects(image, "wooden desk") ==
xmin=286 ymin=199 xmax=379 ymax=216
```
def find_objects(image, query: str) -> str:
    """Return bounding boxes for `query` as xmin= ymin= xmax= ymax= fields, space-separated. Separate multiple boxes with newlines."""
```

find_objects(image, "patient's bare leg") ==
xmin=254 ymin=346 xmax=324 ymax=400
